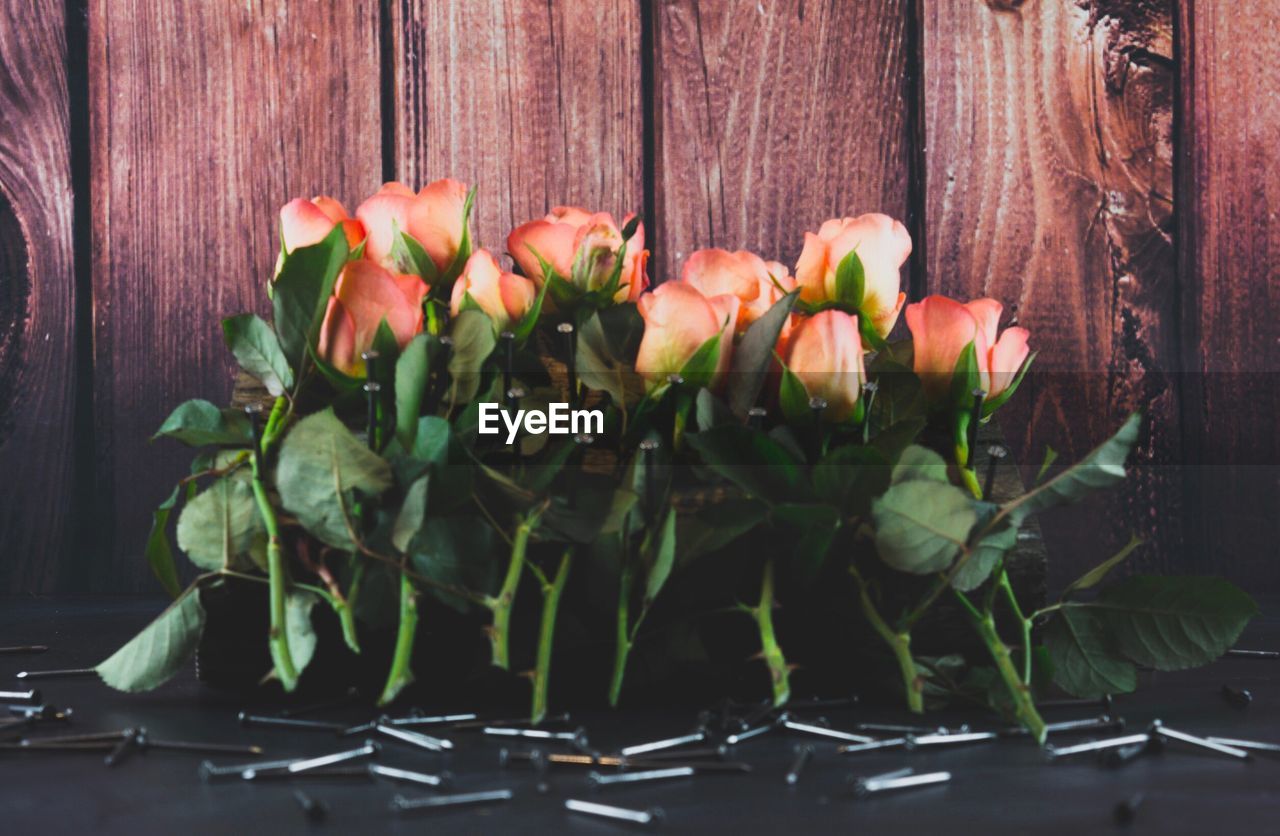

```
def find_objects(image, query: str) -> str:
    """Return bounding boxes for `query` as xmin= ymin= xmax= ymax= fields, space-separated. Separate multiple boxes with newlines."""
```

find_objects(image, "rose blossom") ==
xmin=905 ymin=295 xmax=1031 ymax=402
xmin=781 ymin=310 xmax=866 ymax=423
xmin=507 ymin=207 xmax=649 ymax=302
xmin=679 ymin=248 xmax=796 ymax=332
xmin=634 ymin=282 xmax=739 ymax=387
xmin=317 ymin=261 xmax=428 ymax=377
xmin=794 ymin=213 xmax=911 ymax=336
xmin=449 ymin=249 xmax=537 ymax=333
xmin=356 ymin=180 xmax=469 ymax=276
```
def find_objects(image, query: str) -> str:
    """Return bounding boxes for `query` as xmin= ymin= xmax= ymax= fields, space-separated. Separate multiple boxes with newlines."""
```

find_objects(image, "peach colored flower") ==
xmin=794 ymin=213 xmax=911 ymax=336
xmin=905 ymin=295 xmax=1031 ymax=402
xmin=449 ymin=249 xmax=537 ymax=333
xmin=279 ymin=196 xmax=365 ymax=253
xmin=318 ymin=261 xmax=428 ymax=377
xmin=782 ymin=310 xmax=866 ymax=423
xmin=356 ymin=180 xmax=469 ymax=277
xmin=634 ymin=282 xmax=739 ymax=387
xmin=507 ymin=207 xmax=649 ymax=302
xmin=680 ymin=248 xmax=796 ymax=332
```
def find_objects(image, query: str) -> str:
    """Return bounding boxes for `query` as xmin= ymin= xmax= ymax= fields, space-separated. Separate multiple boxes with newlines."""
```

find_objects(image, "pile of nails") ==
xmin=6 ymin=644 xmax=1280 ymax=827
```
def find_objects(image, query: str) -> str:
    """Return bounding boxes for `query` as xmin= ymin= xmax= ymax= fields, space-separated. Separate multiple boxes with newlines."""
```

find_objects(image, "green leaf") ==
xmin=685 ymin=424 xmax=805 ymax=504
xmin=1062 ymin=534 xmax=1143 ymax=598
xmin=777 ymin=359 xmax=811 ymax=425
xmin=395 ymin=335 xmax=431 ymax=449
xmin=276 ymin=410 xmax=394 ymax=550
xmin=285 ymin=589 xmax=319 ymax=676
xmin=439 ymin=185 xmax=477 ymax=284
xmin=145 ymin=486 xmax=184 ymax=598
xmin=1044 ymin=607 xmax=1137 ymax=698
xmin=1094 ymin=575 xmax=1257 ymax=670
xmin=97 ymin=584 xmax=206 ymax=692
xmin=222 ymin=314 xmax=294 ymax=396
xmin=153 ymin=400 xmax=252 ymax=447
xmin=393 ymin=475 xmax=430 ymax=553
xmin=1004 ymin=413 xmax=1141 ymax=525
xmin=834 ymin=248 xmax=866 ymax=307
xmin=694 ymin=388 xmax=737 ymax=432
xmin=389 ymin=222 xmax=440 ymax=283
xmin=372 ymin=317 xmax=401 ymax=366
xmin=953 ymin=510 xmax=1017 ymax=592
xmin=678 ymin=332 xmax=722 ymax=389
xmin=982 ymin=351 xmax=1035 ymax=416
xmin=1035 ymin=446 xmax=1059 ymax=483
xmin=577 ymin=311 xmax=646 ymax=406
xmin=773 ymin=503 xmax=842 ymax=583
xmin=447 ymin=309 xmax=497 ymax=406
xmin=511 ymin=279 xmax=549 ymax=344
xmin=891 ymin=445 xmax=950 ymax=484
xmin=273 ymin=223 xmax=349 ymax=372
xmin=857 ymin=309 xmax=889 ymax=352
xmin=813 ymin=445 xmax=890 ymax=517
xmin=642 ymin=506 xmax=677 ymax=605
xmin=872 ymin=479 xmax=977 ymax=574
xmin=676 ymin=498 xmax=770 ymax=564
xmin=176 ymin=477 xmax=266 ymax=572
xmin=949 ymin=340 xmax=981 ymax=406
xmin=728 ymin=291 xmax=798 ymax=417
xmin=411 ymin=515 xmax=499 ymax=613
xmin=307 ymin=341 xmax=364 ymax=392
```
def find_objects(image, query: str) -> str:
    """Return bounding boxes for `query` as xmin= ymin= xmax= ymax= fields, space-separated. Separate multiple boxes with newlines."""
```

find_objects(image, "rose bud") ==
xmin=680 ymin=248 xmax=797 ymax=332
xmin=356 ymin=179 xmax=470 ymax=277
xmin=507 ymin=207 xmax=650 ymax=302
xmin=449 ymin=249 xmax=537 ymax=332
xmin=794 ymin=214 xmax=911 ymax=336
xmin=317 ymin=261 xmax=428 ymax=377
xmin=781 ymin=310 xmax=866 ymax=423
xmin=634 ymin=282 xmax=739 ymax=388
xmin=279 ymin=196 xmax=365 ymax=252
xmin=905 ymin=295 xmax=1031 ymax=403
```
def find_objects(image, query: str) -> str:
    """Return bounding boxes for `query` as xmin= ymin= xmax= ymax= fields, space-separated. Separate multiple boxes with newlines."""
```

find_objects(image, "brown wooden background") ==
xmin=1 ymin=0 xmax=1276 ymax=596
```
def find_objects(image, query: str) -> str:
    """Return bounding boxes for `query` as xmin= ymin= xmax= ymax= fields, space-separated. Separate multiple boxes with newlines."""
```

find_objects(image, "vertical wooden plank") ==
xmin=0 ymin=0 xmax=76 ymax=593
xmin=393 ymin=0 xmax=644 ymax=257
xmin=923 ymin=1 xmax=1180 ymax=583
xmin=653 ymin=0 xmax=913 ymax=281
xmin=1179 ymin=0 xmax=1280 ymax=584
xmin=90 ymin=0 xmax=383 ymax=591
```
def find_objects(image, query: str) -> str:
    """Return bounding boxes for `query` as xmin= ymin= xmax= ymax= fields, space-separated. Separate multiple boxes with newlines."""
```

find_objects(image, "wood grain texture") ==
xmin=652 ymin=0 xmax=913 ymax=282
xmin=392 ymin=0 xmax=644 ymax=259
xmin=0 ymin=0 xmax=77 ymax=594
xmin=1178 ymin=0 xmax=1280 ymax=584
xmin=923 ymin=0 xmax=1180 ymax=584
xmin=90 ymin=0 xmax=383 ymax=591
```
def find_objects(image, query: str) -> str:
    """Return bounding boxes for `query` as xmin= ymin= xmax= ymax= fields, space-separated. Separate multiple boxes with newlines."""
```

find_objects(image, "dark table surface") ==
xmin=2 ymin=598 xmax=1279 ymax=835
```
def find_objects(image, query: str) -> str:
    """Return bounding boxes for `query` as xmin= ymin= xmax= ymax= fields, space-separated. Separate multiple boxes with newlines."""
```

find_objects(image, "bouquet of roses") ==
xmin=97 ymin=179 xmax=1256 ymax=742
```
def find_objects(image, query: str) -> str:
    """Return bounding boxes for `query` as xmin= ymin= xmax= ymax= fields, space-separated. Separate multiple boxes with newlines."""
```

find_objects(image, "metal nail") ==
xmin=1114 ymin=792 xmax=1144 ymax=825
xmin=0 ymin=646 xmax=49 ymax=655
xmin=390 ymin=712 xmax=477 ymax=728
xmin=566 ymin=799 xmax=663 ymax=826
xmin=1224 ymin=648 xmax=1279 ymax=659
xmin=1046 ymin=734 xmax=1152 ymax=760
xmin=837 ymin=737 xmax=911 ymax=755
xmin=238 ymin=712 xmax=345 ymax=733
xmin=104 ymin=728 xmax=142 ymax=768
xmin=498 ymin=747 xmax=554 ymax=769
xmin=587 ymin=767 xmax=694 ymax=788
xmin=201 ymin=756 xmax=306 ymax=780
xmin=450 ymin=712 xmax=573 ymax=731
xmin=1222 ymin=685 xmax=1253 ymax=707
xmin=377 ymin=723 xmax=453 ymax=752
xmin=286 ymin=741 xmax=379 ymax=773
xmin=1002 ymin=715 xmax=1124 ymax=737
xmin=780 ymin=715 xmax=874 ymax=745
xmin=369 ymin=763 xmax=453 ymax=787
xmin=747 ymin=406 xmax=767 ymax=431
xmin=1150 ymin=721 xmax=1250 ymax=760
xmin=16 ymin=667 xmax=95 ymax=680
xmin=966 ymin=390 xmax=986 ymax=465
xmin=1206 ymin=736 xmax=1280 ymax=755
xmin=2 ymin=741 xmax=116 ymax=752
xmin=725 ymin=723 xmax=775 ymax=745
xmin=294 ymin=790 xmax=327 ymax=822
xmin=738 ymin=700 xmax=777 ymax=729
xmin=854 ymin=722 xmax=947 ymax=735
xmin=1037 ymin=694 xmax=1114 ymax=712
xmin=908 ymin=731 xmax=998 ymax=748
xmin=0 ymin=690 xmax=40 ymax=703
xmin=19 ymin=730 xmax=127 ymax=745
xmin=619 ymin=729 xmax=708 ymax=757
xmin=142 ymin=739 xmax=264 ymax=756
xmin=853 ymin=770 xmax=951 ymax=798
xmin=626 ymin=759 xmax=752 ymax=774
xmin=9 ymin=705 xmax=73 ymax=721
xmin=483 ymin=726 xmax=587 ymax=747
xmin=1100 ymin=739 xmax=1156 ymax=768
xmin=786 ymin=744 xmax=814 ymax=785
xmin=391 ymin=789 xmax=513 ymax=812
xmin=626 ymin=744 xmax=727 ymax=762
xmin=983 ymin=444 xmax=1007 ymax=498
xmin=243 ymin=766 xmax=370 ymax=782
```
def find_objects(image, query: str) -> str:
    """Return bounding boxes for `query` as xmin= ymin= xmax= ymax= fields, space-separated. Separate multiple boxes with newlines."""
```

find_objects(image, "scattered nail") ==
xmin=908 ymin=731 xmax=998 ymax=748
xmin=104 ymin=728 xmax=142 ymax=768
xmin=294 ymin=790 xmax=328 ymax=822
xmin=627 ymin=759 xmax=752 ymax=774
xmin=747 ymin=406 xmax=767 ymax=431
xmin=853 ymin=770 xmax=951 ymax=798
xmin=243 ymin=766 xmax=371 ymax=782
xmin=391 ymin=789 xmax=513 ymax=812
xmin=1224 ymin=649 xmax=1279 ymax=660
xmin=587 ymin=767 xmax=695 ymax=788
xmin=983 ymin=444 xmax=1007 ymax=498
xmin=786 ymin=744 xmax=815 ymax=785
xmin=142 ymin=739 xmax=264 ymax=756
xmin=238 ymin=712 xmax=345 ymax=734
xmin=725 ymin=724 xmax=774 ymax=746
xmin=1046 ymin=734 xmax=1152 ymax=760
xmin=837 ymin=737 xmax=911 ymax=755
xmin=0 ymin=690 xmax=40 ymax=703
xmin=8 ymin=704 xmax=72 ymax=721
xmin=1002 ymin=715 xmax=1124 ymax=737
xmin=369 ymin=763 xmax=453 ymax=788
xmin=1100 ymin=738 xmax=1157 ymax=768
xmin=15 ymin=668 xmax=96 ymax=680
xmin=780 ymin=714 xmax=874 ymax=745
xmin=286 ymin=741 xmax=380 ymax=773
xmin=854 ymin=722 xmax=947 ymax=735
xmin=1222 ymin=685 xmax=1253 ymax=707
xmin=1205 ymin=736 xmax=1280 ymax=755
xmin=566 ymin=799 xmax=663 ymax=826
xmin=619 ymin=728 xmax=708 ymax=758
xmin=390 ymin=712 xmax=477 ymax=728
xmin=626 ymin=744 xmax=727 ymax=763
xmin=201 ymin=756 xmax=306 ymax=781
xmin=483 ymin=726 xmax=587 ymax=747
xmin=1113 ymin=792 xmax=1144 ymax=825
xmin=0 ymin=646 xmax=49 ymax=655
xmin=1150 ymin=721 xmax=1250 ymax=760
xmin=377 ymin=723 xmax=453 ymax=752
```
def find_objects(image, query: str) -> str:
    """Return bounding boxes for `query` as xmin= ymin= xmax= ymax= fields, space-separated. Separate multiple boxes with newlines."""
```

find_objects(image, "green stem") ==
xmin=488 ymin=514 xmax=534 ymax=670
xmin=260 ymin=395 xmax=289 ymax=453
xmin=338 ymin=560 xmax=366 ymax=653
xmin=531 ymin=550 xmax=572 ymax=723
xmin=954 ymin=588 xmax=1046 ymax=743
xmin=996 ymin=568 xmax=1033 ymax=685
xmin=608 ymin=565 xmax=634 ymax=707
xmin=753 ymin=559 xmax=791 ymax=707
xmin=426 ymin=299 xmax=441 ymax=336
xmin=251 ymin=472 xmax=297 ymax=692
xmin=953 ymin=411 xmax=981 ymax=499
xmin=378 ymin=571 xmax=419 ymax=706
xmin=853 ymin=568 xmax=923 ymax=713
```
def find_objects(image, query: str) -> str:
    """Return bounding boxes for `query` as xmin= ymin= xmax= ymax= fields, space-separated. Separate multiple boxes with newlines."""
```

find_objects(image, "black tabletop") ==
xmin=2 ymin=598 xmax=1279 ymax=835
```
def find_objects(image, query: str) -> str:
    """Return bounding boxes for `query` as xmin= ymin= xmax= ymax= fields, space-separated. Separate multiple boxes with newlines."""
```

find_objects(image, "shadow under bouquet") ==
xmin=98 ymin=182 xmax=1256 ymax=743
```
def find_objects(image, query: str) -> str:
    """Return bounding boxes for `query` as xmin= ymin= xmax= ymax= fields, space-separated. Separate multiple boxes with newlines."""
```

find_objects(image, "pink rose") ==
xmin=904 ymin=296 xmax=1031 ymax=402
xmin=279 ymin=196 xmax=365 ymax=253
xmin=317 ymin=261 xmax=428 ymax=377
xmin=680 ymin=248 xmax=796 ymax=332
xmin=449 ymin=250 xmax=537 ymax=333
xmin=507 ymin=206 xmax=649 ymax=302
xmin=794 ymin=214 xmax=911 ymax=336
xmin=781 ymin=310 xmax=866 ymax=423
xmin=356 ymin=180 xmax=469 ymax=277
xmin=634 ymin=282 xmax=739 ymax=387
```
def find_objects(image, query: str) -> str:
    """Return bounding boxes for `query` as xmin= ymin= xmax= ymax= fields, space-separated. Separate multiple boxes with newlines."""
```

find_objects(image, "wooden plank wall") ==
xmin=1 ymin=0 xmax=1277 ymax=594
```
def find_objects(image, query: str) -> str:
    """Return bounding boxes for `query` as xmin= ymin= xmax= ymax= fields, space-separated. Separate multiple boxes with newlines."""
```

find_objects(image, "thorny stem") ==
xmin=996 ymin=567 xmax=1033 ymax=685
xmin=488 ymin=512 xmax=537 ymax=670
xmin=250 ymin=398 xmax=298 ymax=692
xmin=953 ymin=588 xmax=1047 ymax=743
xmin=378 ymin=571 xmax=419 ymax=706
xmin=753 ymin=559 xmax=791 ymax=707
xmin=852 ymin=566 xmax=923 ymax=713
xmin=608 ymin=565 xmax=635 ymax=707
xmin=531 ymin=550 xmax=572 ymax=723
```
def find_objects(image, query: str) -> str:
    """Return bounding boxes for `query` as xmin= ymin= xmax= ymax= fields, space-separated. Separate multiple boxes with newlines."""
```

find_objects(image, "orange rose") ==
xmin=507 ymin=206 xmax=649 ymax=302
xmin=279 ymin=196 xmax=365 ymax=253
xmin=449 ymin=250 xmax=537 ymax=333
xmin=904 ymin=296 xmax=1031 ymax=402
xmin=782 ymin=310 xmax=866 ymax=423
xmin=356 ymin=180 xmax=469 ymax=277
xmin=634 ymin=282 xmax=739 ymax=387
xmin=794 ymin=214 xmax=911 ymax=336
xmin=317 ymin=261 xmax=428 ymax=377
xmin=680 ymin=248 xmax=796 ymax=332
